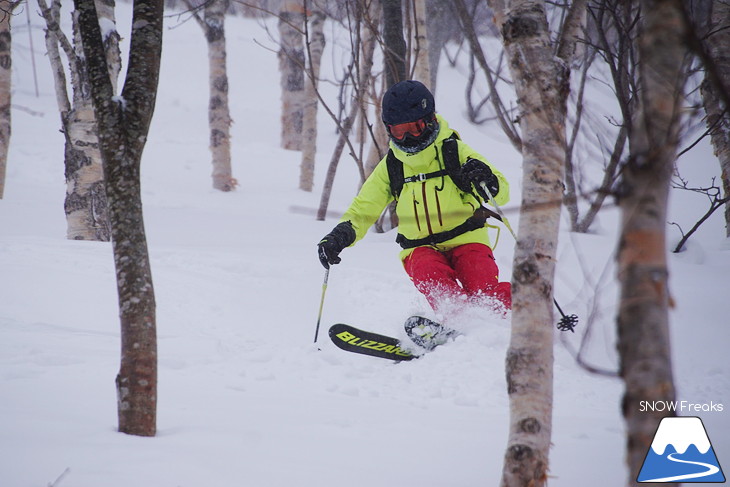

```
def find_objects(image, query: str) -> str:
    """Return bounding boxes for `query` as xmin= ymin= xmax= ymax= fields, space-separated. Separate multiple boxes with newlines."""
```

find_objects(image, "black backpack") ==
xmin=385 ymin=134 xmax=473 ymax=200
xmin=384 ymin=133 xmax=498 ymax=249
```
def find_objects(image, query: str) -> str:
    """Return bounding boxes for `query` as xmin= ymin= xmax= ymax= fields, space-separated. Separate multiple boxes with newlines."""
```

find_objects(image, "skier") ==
xmin=317 ymin=80 xmax=511 ymax=316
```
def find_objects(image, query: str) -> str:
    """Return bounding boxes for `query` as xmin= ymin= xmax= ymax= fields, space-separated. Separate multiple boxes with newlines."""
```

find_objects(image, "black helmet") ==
xmin=382 ymin=80 xmax=435 ymax=125
xmin=382 ymin=80 xmax=439 ymax=152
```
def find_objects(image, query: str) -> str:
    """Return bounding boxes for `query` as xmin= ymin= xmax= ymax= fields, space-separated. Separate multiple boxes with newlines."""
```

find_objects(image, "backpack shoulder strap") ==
xmin=441 ymin=134 xmax=472 ymax=194
xmin=386 ymin=149 xmax=404 ymax=200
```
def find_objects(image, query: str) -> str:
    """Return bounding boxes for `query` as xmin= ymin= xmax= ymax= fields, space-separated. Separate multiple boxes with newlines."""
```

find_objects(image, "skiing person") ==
xmin=317 ymin=80 xmax=511 ymax=316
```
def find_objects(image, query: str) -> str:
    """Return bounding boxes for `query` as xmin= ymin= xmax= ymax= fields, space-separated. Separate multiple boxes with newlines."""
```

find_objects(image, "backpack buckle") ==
xmin=415 ymin=173 xmax=427 ymax=182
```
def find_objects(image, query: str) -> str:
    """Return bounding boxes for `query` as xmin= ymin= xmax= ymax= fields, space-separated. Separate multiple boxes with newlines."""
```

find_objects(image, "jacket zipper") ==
xmin=433 ymin=145 xmax=444 ymax=228
xmin=421 ymin=182 xmax=434 ymax=235
xmin=413 ymin=197 xmax=421 ymax=231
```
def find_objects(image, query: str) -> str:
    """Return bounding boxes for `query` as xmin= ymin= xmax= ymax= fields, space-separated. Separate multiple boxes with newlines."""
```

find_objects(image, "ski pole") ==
xmin=313 ymin=267 xmax=330 ymax=344
xmin=479 ymin=182 xmax=517 ymax=241
xmin=553 ymin=298 xmax=578 ymax=332
xmin=479 ymin=182 xmax=578 ymax=331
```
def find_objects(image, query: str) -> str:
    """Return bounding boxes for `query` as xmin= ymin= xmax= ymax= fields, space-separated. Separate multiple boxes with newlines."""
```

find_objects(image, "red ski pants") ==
xmin=403 ymin=243 xmax=511 ymax=312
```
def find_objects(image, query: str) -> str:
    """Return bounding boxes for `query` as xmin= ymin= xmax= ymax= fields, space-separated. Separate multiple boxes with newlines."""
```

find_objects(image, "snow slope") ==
xmin=2 ymin=7 xmax=728 ymax=487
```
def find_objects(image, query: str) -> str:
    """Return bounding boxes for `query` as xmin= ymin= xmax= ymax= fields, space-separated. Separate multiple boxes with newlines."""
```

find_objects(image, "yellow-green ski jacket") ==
xmin=341 ymin=115 xmax=510 ymax=261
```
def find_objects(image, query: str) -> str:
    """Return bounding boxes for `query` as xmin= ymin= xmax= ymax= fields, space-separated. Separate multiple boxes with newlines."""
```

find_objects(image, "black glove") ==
xmin=461 ymin=158 xmax=499 ymax=200
xmin=317 ymin=221 xmax=356 ymax=269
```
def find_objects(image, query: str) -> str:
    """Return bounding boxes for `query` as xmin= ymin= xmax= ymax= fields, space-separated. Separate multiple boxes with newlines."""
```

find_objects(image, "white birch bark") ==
xmin=0 ymin=3 xmax=16 ymax=199
xmin=205 ymin=0 xmax=236 ymax=191
xmin=487 ymin=1 xmax=573 ymax=485
xmin=299 ymin=2 xmax=325 ymax=192
xmin=278 ymin=0 xmax=305 ymax=151
xmin=39 ymin=0 xmax=112 ymax=240
xmin=700 ymin=0 xmax=730 ymax=236
xmin=69 ymin=8 xmax=110 ymax=240
xmin=63 ymin=104 xmax=110 ymax=240
xmin=184 ymin=0 xmax=236 ymax=191
xmin=95 ymin=0 xmax=121 ymax=94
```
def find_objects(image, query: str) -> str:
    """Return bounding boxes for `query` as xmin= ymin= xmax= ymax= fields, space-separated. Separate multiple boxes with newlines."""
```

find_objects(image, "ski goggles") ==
xmin=387 ymin=115 xmax=435 ymax=141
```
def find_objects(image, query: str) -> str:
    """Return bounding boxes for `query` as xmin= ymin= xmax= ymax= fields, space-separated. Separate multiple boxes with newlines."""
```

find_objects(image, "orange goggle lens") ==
xmin=387 ymin=119 xmax=429 ymax=141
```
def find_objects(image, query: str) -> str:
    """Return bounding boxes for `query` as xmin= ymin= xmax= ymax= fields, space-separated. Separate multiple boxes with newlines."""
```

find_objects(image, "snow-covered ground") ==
xmin=2 ymin=6 xmax=728 ymax=487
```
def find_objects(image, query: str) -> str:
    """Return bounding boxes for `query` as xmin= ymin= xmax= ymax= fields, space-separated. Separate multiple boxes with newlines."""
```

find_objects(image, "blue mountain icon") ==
xmin=637 ymin=417 xmax=725 ymax=483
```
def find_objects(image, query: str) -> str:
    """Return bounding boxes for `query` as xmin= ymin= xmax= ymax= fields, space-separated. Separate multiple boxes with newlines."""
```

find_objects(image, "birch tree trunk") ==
xmin=74 ymin=0 xmax=162 ymax=437
xmin=424 ymin=0 xmax=451 ymax=91
xmin=617 ymin=0 xmax=686 ymax=483
xmin=279 ymin=0 xmax=305 ymax=151
xmin=96 ymin=0 xmax=121 ymax=94
xmin=68 ymin=11 xmax=112 ymax=240
xmin=487 ymin=1 xmax=572 ymax=485
xmin=204 ymin=0 xmax=236 ymax=191
xmin=411 ymin=0 xmax=429 ymax=86
xmin=38 ymin=0 xmax=114 ymax=241
xmin=0 ymin=2 xmax=18 ymax=199
xmin=698 ymin=0 xmax=730 ymax=237
xmin=299 ymin=2 xmax=325 ymax=192
xmin=63 ymin=103 xmax=111 ymax=240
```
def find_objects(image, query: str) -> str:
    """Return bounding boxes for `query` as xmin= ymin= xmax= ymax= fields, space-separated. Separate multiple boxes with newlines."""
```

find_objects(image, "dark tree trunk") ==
xmin=74 ymin=0 xmax=163 ymax=437
xmin=381 ymin=0 xmax=407 ymax=87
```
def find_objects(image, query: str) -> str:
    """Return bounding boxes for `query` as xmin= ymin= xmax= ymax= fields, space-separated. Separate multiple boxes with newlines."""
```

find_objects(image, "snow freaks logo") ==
xmin=637 ymin=416 xmax=726 ymax=483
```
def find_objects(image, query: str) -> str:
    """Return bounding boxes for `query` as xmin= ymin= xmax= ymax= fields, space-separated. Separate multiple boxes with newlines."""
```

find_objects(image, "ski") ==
xmin=328 ymin=323 xmax=419 ymax=361
xmin=328 ymin=316 xmax=460 ymax=361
